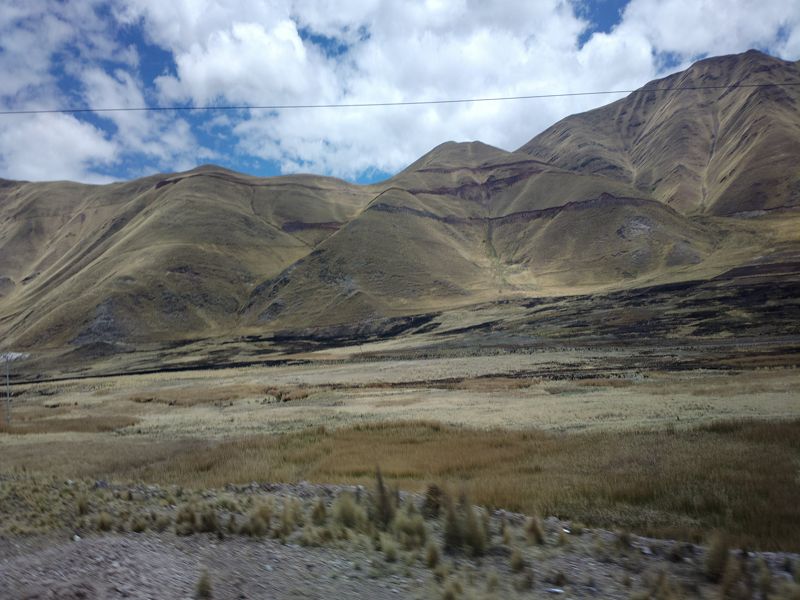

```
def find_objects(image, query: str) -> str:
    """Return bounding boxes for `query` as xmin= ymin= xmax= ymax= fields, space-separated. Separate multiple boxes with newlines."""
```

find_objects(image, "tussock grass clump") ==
xmin=130 ymin=514 xmax=148 ymax=533
xmin=299 ymin=524 xmax=322 ymax=547
xmin=173 ymin=503 xmax=220 ymax=536
xmin=279 ymin=497 xmax=303 ymax=537
xmin=425 ymin=541 xmax=440 ymax=569
xmin=756 ymin=556 xmax=773 ymax=598
xmin=441 ymin=577 xmax=462 ymax=600
xmin=510 ymin=546 xmax=525 ymax=573
xmin=443 ymin=495 xmax=462 ymax=550
xmin=382 ymin=534 xmax=399 ymax=562
xmin=526 ymin=515 xmax=545 ymax=545
xmin=198 ymin=505 xmax=219 ymax=534
xmin=255 ymin=499 xmax=274 ymax=526
xmin=720 ymin=556 xmax=750 ymax=600
xmin=773 ymin=583 xmax=800 ymax=600
xmin=441 ymin=493 xmax=486 ymax=556
xmin=76 ymin=495 xmax=89 ymax=516
xmin=631 ymin=570 xmax=680 ymax=600
xmin=311 ymin=497 xmax=327 ymax=526
xmin=462 ymin=504 xmax=487 ymax=557
xmin=422 ymin=484 xmax=444 ymax=518
xmin=175 ymin=505 xmax=197 ymax=536
xmin=616 ymin=529 xmax=632 ymax=549
xmin=393 ymin=503 xmax=427 ymax=550
xmin=240 ymin=514 xmax=267 ymax=537
xmin=372 ymin=467 xmax=395 ymax=531
xmin=705 ymin=531 xmax=731 ymax=582
xmin=237 ymin=500 xmax=273 ymax=536
xmin=153 ymin=513 xmax=171 ymax=532
xmin=514 ymin=569 xmax=534 ymax=591
xmin=95 ymin=511 xmax=113 ymax=532
xmin=333 ymin=492 xmax=367 ymax=531
xmin=195 ymin=569 xmax=212 ymax=599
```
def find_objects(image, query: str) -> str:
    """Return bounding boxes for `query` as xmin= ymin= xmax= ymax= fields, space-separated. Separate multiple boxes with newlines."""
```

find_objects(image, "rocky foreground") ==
xmin=1 ymin=477 xmax=799 ymax=599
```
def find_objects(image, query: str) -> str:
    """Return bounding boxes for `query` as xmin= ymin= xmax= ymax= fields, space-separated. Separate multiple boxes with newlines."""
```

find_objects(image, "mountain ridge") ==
xmin=1 ymin=49 xmax=799 ymax=365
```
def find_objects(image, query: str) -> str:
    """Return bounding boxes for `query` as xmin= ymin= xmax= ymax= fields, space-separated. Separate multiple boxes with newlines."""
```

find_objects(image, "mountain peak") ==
xmin=518 ymin=49 xmax=800 ymax=215
xmin=403 ymin=140 xmax=511 ymax=172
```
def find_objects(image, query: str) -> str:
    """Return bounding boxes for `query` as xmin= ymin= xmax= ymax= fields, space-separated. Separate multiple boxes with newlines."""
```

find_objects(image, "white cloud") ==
xmin=0 ymin=114 xmax=117 ymax=183
xmin=81 ymin=67 xmax=201 ymax=165
xmin=619 ymin=0 xmax=800 ymax=60
xmin=0 ymin=0 xmax=211 ymax=182
xmin=1 ymin=0 xmax=800 ymax=182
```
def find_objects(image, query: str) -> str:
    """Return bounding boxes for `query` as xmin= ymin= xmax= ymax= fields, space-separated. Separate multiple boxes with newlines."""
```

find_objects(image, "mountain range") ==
xmin=1 ymin=49 xmax=799 ymax=372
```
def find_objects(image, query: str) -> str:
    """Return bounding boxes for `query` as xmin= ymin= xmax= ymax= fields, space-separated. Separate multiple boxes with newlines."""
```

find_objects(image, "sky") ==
xmin=0 ymin=0 xmax=799 ymax=184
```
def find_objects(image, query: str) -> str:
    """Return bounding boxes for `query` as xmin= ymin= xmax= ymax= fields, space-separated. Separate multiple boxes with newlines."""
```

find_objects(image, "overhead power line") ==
xmin=0 ymin=81 xmax=797 ymax=116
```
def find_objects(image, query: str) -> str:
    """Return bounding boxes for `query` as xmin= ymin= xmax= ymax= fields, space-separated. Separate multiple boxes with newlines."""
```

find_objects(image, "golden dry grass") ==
xmin=2 ymin=417 xmax=798 ymax=550
xmin=0 ymin=415 xmax=139 ymax=434
xmin=114 ymin=419 xmax=800 ymax=551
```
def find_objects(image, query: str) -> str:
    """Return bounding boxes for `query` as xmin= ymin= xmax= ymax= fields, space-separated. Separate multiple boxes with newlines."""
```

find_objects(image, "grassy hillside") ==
xmin=1 ymin=50 xmax=798 ymax=362
xmin=519 ymin=50 xmax=800 ymax=215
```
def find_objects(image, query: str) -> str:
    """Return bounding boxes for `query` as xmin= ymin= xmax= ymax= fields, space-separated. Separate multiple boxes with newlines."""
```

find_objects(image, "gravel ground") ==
xmin=0 ymin=533 xmax=426 ymax=600
xmin=2 ymin=482 xmax=799 ymax=600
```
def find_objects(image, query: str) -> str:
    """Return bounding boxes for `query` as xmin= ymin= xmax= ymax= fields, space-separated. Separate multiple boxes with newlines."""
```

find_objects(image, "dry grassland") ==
xmin=2 ymin=356 xmax=799 ymax=552
xmin=1 ymin=417 xmax=798 ymax=550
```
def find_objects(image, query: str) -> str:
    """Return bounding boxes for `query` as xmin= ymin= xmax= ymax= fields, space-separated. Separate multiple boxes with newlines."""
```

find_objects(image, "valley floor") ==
xmin=2 ymin=328 xmax=799 ymax=598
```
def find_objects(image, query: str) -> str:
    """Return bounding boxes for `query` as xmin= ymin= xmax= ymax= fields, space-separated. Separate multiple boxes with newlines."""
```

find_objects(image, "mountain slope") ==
xmin=519 ymin=50 xmax=800 ymax=215
xmin=0 ymin=166 xmax=375 ymax=347
xmin=1 ymin=50 xmax=798 ymax=359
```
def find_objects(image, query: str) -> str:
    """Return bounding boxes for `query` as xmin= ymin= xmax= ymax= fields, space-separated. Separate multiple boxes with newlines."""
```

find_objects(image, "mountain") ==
xmin=519 ymin=50 xmax=800 ymax=215
xmin=0 ymin=167 xmax=375 ymax=348
xmin=1 ymin=50 xmax=799 ymax=369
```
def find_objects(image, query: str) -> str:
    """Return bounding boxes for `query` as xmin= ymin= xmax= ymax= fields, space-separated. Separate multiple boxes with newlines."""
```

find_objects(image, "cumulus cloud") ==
xmin=0 ymin=0 xmax=205 ymax=182
xmin=1 ymin=0 xmax=799 ymax=182
xmin=0 ymin=114 xmax=116 ymax=183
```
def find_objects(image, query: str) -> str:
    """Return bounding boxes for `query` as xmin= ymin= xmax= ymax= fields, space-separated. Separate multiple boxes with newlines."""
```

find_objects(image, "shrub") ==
xmin=705 ymin=531 xmax=730 ymax=582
